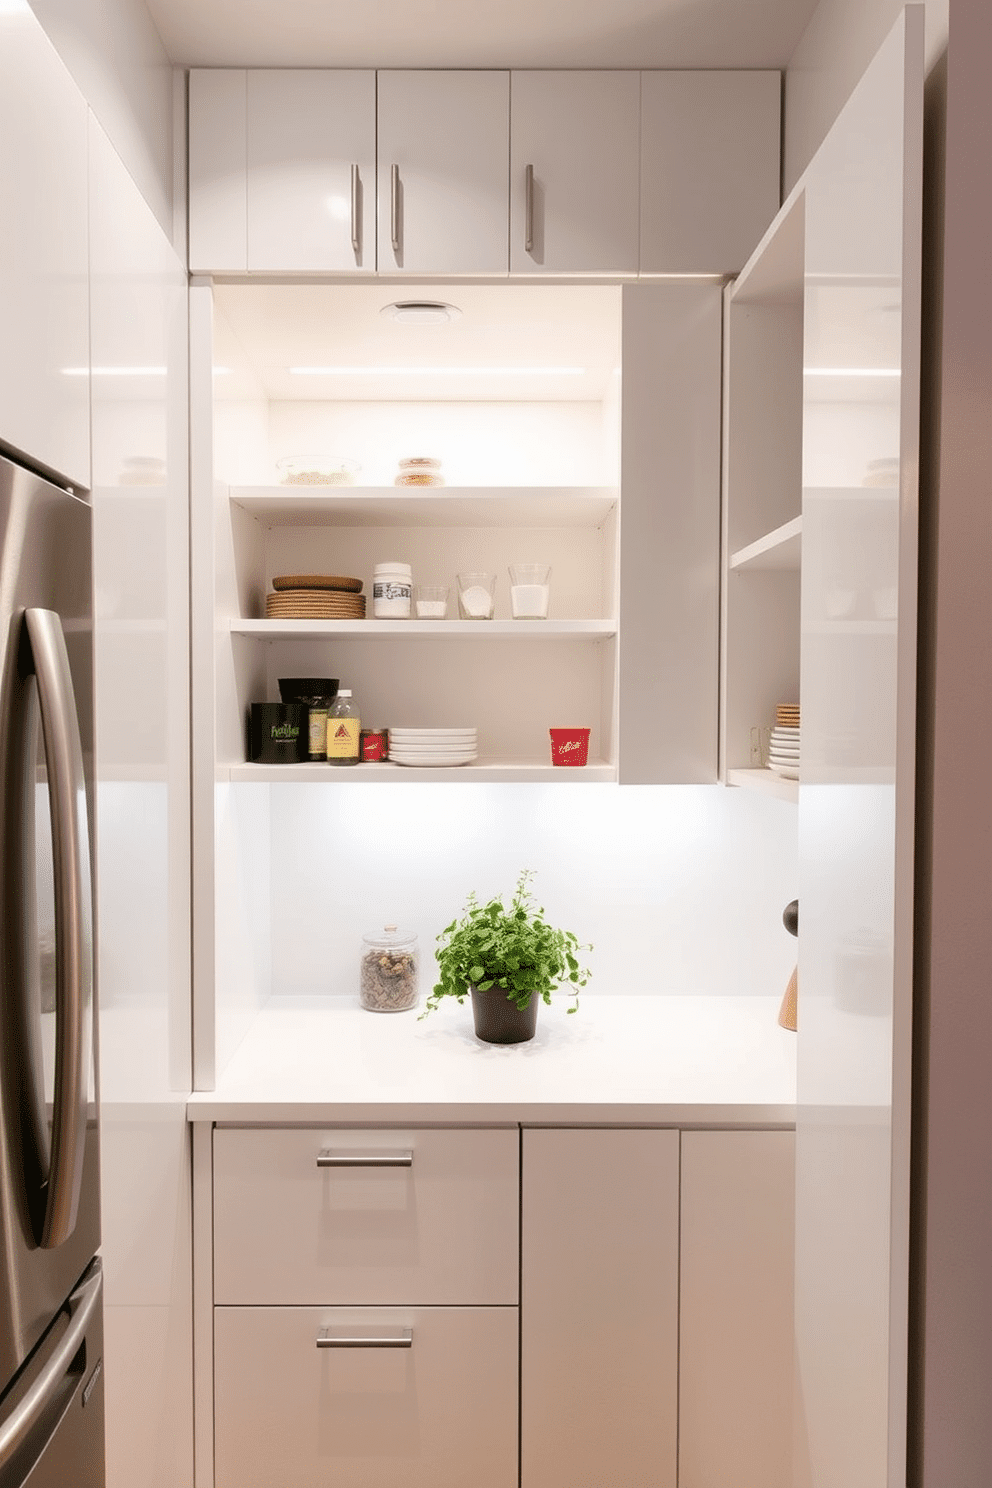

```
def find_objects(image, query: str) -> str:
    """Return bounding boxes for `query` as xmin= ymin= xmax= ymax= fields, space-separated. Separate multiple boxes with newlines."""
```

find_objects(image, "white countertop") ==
xmin=187 ymin=995 xmax=797 ymax=1126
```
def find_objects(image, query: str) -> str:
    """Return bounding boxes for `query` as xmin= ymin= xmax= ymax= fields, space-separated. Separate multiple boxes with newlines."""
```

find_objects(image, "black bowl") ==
xmin=278 ymin=677 xmax=339 ymax=703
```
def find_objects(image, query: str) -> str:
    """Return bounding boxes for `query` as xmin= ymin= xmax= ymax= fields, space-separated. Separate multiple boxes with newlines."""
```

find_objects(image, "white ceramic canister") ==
xmin=372 ymin=561 xmax=412 ymax=618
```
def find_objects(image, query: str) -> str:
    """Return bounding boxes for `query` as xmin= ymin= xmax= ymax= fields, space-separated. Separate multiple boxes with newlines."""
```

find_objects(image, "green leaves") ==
xmin=421 ymin=869 xmax=592 ymax=1019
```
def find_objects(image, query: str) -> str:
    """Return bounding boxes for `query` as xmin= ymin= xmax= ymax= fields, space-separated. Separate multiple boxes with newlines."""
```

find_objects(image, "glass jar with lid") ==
xmin=359 ymin=925 xmax=419 ymax=1012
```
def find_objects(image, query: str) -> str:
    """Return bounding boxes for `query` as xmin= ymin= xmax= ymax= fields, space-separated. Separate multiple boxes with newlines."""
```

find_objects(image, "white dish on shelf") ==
xmin=767 ymin=762 xmax=800 ymax=780
xmin=389 ymin=745 xmax=478 ymax=757
xmin=770 ymin=726 xmax=800 ymax=739
xmin=388 ymin=727 xmax=476 ymax=739
xmin=768 ymin=744 xmax=800 ymax=757
xmin=391 ymin=752 xmax=478 ymax=767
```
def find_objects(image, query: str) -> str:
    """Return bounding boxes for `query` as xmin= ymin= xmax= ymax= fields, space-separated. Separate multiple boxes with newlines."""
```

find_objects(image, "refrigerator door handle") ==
xmin=24 ymin=608 xmax=94 ymax=1250
xmin=0 ymin=1261 xmax=102 ymax=1470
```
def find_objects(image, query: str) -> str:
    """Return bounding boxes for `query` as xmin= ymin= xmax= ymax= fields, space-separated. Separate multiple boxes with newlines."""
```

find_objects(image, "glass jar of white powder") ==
xmin=456 ymin=571 xmax=496 ymax=620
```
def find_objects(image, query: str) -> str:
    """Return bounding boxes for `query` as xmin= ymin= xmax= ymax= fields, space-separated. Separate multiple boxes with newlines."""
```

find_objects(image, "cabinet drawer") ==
xmin=214 ymin=1304 xmax=519 ymax=1488
xmin=212 ymin=1127 xmax=519 ymax=1304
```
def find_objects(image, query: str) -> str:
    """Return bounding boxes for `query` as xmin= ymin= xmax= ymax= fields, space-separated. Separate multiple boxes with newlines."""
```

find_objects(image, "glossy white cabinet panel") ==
xmin=794 ymin=11 xmax=922 ymax=1487
xmin=640 ymin=71 xmax=781 ymax=275
xmin=679 ymin=1130 xmax=795 ymax=1488
xmin=214 ymin=1304 xmax=518 ymax=1488
xmin=0 ymin=8 xmax=89 ymax=488
xmin=246 ymin=70 xmax=376 ymax=271
xmin=213 ymin=1126 xmax=520 ymax=1305
xmin=521 ymin=1128 xmax=679 ymax=1488
xmin=376 ymin=71 xmax=509 ymax=274
xmin=619 ymin=282 xmax=722 ymax=782
xmin=188 ymin=69 xmax=247 ymax=271
xmin=509 ymin=72 xmax=640 ymax=274
xmin=89 ymin=115 xmax=192 ymax=1488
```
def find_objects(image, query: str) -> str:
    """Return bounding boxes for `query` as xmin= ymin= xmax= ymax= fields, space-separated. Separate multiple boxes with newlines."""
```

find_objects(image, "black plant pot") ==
xmin=469 ymin=984 xmax=539 ymax=1045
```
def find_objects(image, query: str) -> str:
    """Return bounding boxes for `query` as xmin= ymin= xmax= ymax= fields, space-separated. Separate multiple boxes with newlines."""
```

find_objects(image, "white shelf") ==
xmin=730 ymin=516 xmax=802 ymax=572
xmin=227 ymin=759 xmax=617 ymax=784
xmin=231 ymin=618 xmax=617 ymax=640
xmin=727 ymin=768 xmax=799 ymax=804
xmin=230 ymin=485 xmax=618 ymax=529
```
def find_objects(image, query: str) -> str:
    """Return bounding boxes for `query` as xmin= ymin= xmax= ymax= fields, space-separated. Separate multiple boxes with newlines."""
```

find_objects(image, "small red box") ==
xmin=549 ymin=727 xmax=590 ymax=767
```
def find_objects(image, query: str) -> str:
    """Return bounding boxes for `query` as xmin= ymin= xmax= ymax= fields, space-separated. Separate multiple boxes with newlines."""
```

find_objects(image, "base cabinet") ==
xmin=679 ymin=1130 xmax=795 ymax=1488
xmin=199 ymin=1124 xmax=794 ymax=1488
xmin=521 ymin=1128 xmax=680 ymax=1488
xmin=214 ymin=1304 xmax=518 ymax=1488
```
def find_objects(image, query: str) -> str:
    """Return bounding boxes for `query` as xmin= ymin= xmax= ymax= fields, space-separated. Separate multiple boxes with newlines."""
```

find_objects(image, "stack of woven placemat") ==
xmin=265 ymin=573 xmax=366 ymax=619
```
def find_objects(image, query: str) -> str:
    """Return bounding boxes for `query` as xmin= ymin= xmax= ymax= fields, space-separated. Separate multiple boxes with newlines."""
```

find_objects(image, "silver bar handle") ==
xmin=390 ymin=163 xmax=401 ymax=255
xmin=350 ymin=163 xmax=361 ymax=259
xmin=317 ymin=1327 xmax=412 ymax=1349
xmin=0 ymin=1262 xmax=102 ymax=1469
xmin=317 ymin=1149 xmax=413 ymax=1168
xmin=25 ymin=608 xmax=93 ymax=1250
xmin=525 ymin=163 xmax=535 ymax=253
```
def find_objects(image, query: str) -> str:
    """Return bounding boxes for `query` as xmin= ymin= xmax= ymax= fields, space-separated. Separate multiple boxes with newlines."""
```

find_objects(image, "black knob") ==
xmin=783 ymin=900 xmax=799 ymax=938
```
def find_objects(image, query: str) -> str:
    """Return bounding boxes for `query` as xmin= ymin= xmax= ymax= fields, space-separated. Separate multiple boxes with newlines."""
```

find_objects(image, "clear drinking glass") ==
xmin=457 ymin=571 xmax=496 ymax=620
xmin=415 ymin=585 xmax=449 ymax=619
xmin=509 ymin=564 xmax=551 ymax=619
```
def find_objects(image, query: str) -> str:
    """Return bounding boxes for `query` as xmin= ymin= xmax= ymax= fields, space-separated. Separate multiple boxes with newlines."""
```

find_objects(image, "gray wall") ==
xmin=29 ymin=0 xmax=179 ymax=243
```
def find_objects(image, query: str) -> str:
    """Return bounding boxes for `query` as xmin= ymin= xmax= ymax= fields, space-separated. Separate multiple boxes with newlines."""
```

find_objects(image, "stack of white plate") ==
xmin=388 ymin=727 xmax=477 ymax=767
xmin=768 ymin=725 xmax=800 ymax=780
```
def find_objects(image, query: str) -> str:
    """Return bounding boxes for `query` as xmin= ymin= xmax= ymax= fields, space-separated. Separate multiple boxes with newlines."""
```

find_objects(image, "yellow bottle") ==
xmin=326 ymin=688 xmax=360 ymax=766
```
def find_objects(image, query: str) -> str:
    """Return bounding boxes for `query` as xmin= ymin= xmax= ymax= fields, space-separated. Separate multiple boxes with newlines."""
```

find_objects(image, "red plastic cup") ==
xmin=549 ymin=727 xmax=590 ymax=767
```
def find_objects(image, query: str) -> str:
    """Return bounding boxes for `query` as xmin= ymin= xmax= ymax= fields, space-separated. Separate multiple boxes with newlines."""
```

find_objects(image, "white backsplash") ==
xmin=266 ymin=783 xmax=799 ymax=1001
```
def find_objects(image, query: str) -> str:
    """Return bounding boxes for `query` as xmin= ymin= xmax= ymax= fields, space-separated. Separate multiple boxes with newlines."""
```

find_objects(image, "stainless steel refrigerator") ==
xmin=0 ymin=451 xmax=104 ymax=1486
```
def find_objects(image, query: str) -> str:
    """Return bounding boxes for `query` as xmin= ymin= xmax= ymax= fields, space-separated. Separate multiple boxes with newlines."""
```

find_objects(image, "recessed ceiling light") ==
xmin=381 ymin=300 xmax=462 ymax=325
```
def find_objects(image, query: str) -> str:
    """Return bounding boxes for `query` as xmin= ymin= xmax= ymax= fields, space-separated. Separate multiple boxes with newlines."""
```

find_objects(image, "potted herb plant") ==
xmin=422 ymin=869 xmax=591 ymax=1044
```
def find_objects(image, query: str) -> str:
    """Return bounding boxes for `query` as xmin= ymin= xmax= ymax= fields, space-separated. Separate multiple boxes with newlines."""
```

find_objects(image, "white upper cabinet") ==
xmin=640 ymin=71 xmax=781 ymax=275
xmin=246 ymin=71 xmax=376 ymax=272
xmin=509 ymin=72 xmax=641 ymax=275
xmin=0 ymin=8 xmax=89 ymax=489
xmin=189 ymin=70 xmax=377 ymax=272
xmin=188 ymin=68 xmax=782 ymax=278
xmin=188 ymin=70 xmax=247 ymax=272
xmin=376 ymin=71 xmax=510 ymax=275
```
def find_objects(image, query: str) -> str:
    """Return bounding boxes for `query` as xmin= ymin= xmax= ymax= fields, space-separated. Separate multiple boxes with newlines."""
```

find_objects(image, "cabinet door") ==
xmin=246 ymin=70 xmax=376 ymax=271
xmin=188 ymin=69 xmax=247 ymax=272
xmin=640 ymin=71 xmax=781 ymax=275
xmin=215 ymin=1305 xmax=518 ymax=1488
xmin=0 ymin=7 xmax=89 ymax=488
xmin=376 ymin=71 xmax=509 ymax=274
xmin=510 ymin=72 xmax=640 ymax=274
xmin=619 ymin=281 xmax=722 ymax=783
xmin=521 ymin=1128 xmax=679 ymax=1488
xmin=679 ymin=1131 xmax=795 ymax=1488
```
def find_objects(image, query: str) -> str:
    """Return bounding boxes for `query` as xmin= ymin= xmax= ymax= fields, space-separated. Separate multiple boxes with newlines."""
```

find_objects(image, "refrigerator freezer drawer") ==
xmin=0 ymin=1259 xmax=104 ymax=1488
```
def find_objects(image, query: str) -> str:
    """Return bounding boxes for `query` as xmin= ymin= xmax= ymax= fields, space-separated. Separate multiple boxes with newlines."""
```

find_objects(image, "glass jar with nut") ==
xmin=360 ymin=925 xmax=419 ymax=1012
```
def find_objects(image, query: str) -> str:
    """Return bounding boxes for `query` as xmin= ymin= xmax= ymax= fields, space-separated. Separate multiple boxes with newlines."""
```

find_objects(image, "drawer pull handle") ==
xmin=316 ymin=1149 xmax=413 ymax=1168
xmin=317 ymin=1328 xmax=413 ymax=1349
xmin=524 ymin=163 xmax=535 ymax=253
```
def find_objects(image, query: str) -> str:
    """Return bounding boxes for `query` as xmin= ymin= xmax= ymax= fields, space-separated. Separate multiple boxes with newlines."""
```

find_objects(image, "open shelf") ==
xmin=730 ymin=516 xmax=802 ymax=572
xmin=727 ymin=768 xmax=799 ymax=804
xmin=230 ymin=485 xmax=618 ymax=529
xmin=228 ymin=759 xmax=616 ymax=783
xmin=232 ymin=618 xmax=617 ymax=640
